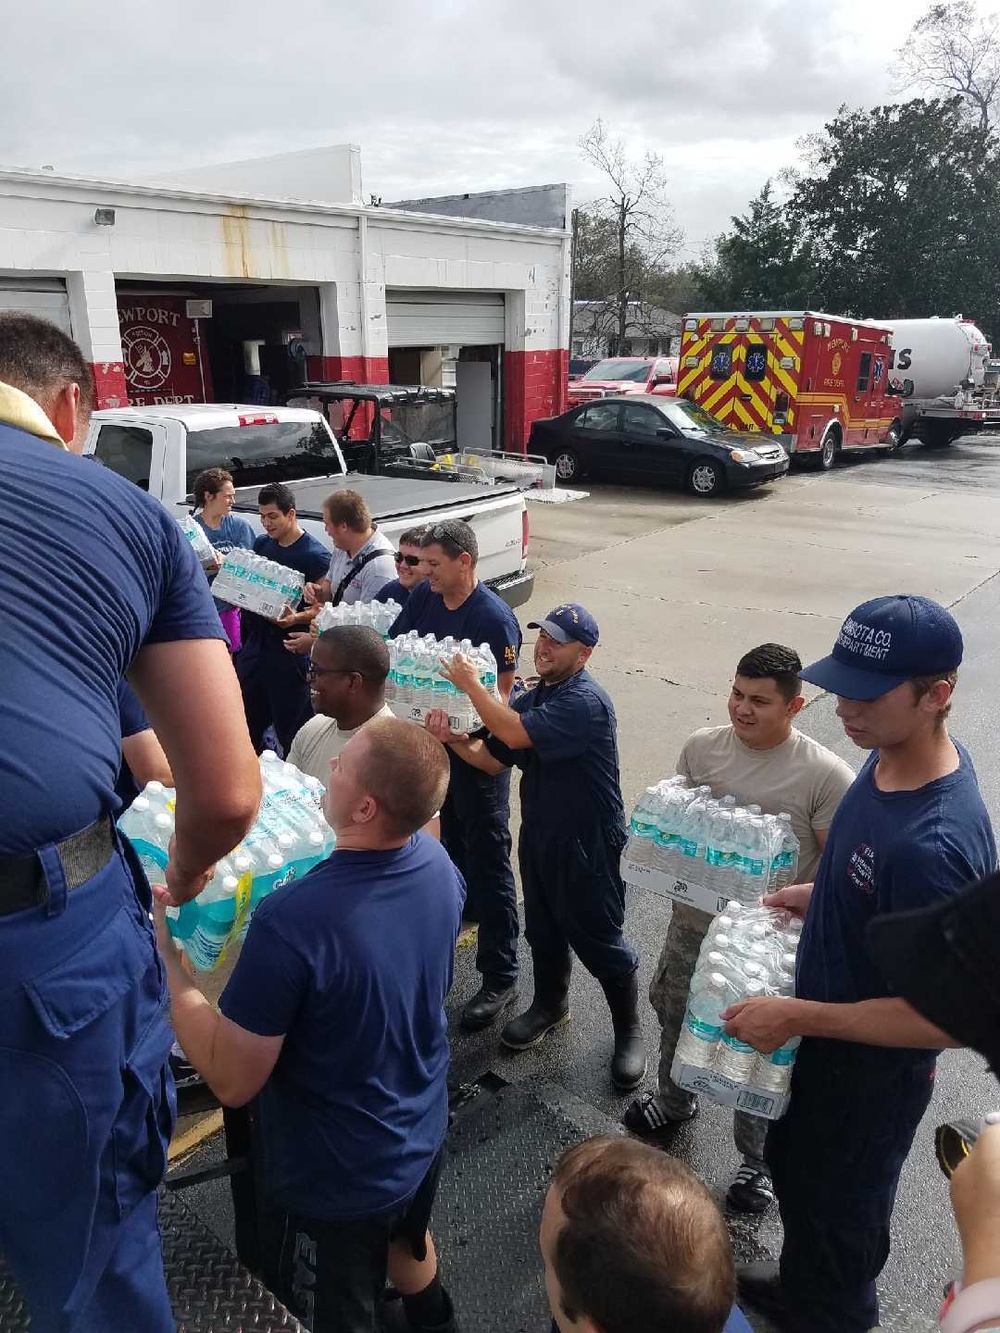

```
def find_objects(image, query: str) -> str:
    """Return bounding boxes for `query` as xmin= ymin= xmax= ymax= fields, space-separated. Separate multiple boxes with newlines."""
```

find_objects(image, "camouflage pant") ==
xmin=648 ymin=901 xmax=767 ymax=1171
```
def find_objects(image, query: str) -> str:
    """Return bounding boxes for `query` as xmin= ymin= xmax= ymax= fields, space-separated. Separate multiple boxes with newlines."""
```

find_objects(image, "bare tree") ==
xmin=578 ymin=119 xmax=682 ymax=353
xmin=896 ymin=2 xmax=1000 ymax=134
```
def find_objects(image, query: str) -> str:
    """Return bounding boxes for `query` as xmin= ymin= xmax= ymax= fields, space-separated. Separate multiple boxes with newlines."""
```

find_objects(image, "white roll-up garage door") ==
xmin=0 ymin=277 xmax=71 ymax=334
xmin=386 ymin=290 xmax=504 ymax=347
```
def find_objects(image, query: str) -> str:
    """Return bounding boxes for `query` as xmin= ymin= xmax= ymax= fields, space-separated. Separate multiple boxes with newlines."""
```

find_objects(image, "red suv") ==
xmin=567 ymin=356 xmax=678 ymax=406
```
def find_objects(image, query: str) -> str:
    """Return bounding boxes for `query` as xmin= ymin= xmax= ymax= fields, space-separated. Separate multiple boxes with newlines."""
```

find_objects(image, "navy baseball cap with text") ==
xmin=800 ymin=594 xmax=963 ymax=701
xmin=528 ymin=603 xmax=600 ymax=648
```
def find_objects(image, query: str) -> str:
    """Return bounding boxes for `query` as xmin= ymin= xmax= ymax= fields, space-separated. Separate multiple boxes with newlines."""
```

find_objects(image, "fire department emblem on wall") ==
xmin=831 ymin=352 xmax=842 ymax=376
xmin=122 ymin=325 xmax=172 ymax=392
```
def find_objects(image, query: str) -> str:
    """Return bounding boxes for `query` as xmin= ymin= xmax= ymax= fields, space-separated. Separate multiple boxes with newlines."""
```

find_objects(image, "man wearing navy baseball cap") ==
xmin=724 ymin=594 xmax=996 ymax=1333
xmin=426 ymin=603 xmax=646 ymax=1092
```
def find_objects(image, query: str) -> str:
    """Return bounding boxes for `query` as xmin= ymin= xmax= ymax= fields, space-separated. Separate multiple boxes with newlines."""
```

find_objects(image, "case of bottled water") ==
xmin=385 ymin=633 xmax=499 ymax=733
xmin=315 ymin=599 xmax=401 ymax=639
xmin=670 ymin=901 xmax=802 ymax=1119
xmin=178 ymin=515 xmax=219 ymax=571
xmin=621 ymin=777 xmax=800 ymax=913
xmin=212 ymin=549 xmax=306 ymax=621
xmin=118 ymin=752 xmax=335 ymax=972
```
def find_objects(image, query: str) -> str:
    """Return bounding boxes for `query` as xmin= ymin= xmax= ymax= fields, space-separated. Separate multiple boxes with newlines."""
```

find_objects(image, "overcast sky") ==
xmin=0 ymin=0 xmax=980 ymax=256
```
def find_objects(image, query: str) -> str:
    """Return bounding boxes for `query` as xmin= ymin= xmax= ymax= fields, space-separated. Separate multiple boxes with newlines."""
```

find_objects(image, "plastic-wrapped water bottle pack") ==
xmin=315 ymin=598 xmax=401 ymax=638
xmin=212 ymin=549 xmax=306 ymax=621
xmin=671 ymin=901 xmax=802 ymax=1116
xmin=178 ymin=515 xmax=219 ymax=571
xmin=624 ymin=776 xmax=799 ymax=905
xmin=385 ymin=633 xmax=498 ymax=732
xmin=118 ymin=752 xmax=334 ymax=971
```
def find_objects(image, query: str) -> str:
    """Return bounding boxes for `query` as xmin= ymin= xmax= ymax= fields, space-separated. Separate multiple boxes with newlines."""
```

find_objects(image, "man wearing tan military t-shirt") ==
xmin=623 ymin=643 xmax=855 ymax=1214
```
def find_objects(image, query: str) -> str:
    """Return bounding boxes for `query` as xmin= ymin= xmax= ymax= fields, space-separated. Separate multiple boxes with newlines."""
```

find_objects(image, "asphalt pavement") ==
xmin=178 ymin=431 xmax=1000 ymax=1332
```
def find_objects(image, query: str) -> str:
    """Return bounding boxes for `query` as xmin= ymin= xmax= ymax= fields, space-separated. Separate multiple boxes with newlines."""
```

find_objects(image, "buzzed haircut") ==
xmin=420 ymin=519 xmax=478 ymax=566
xmin=552 ymin=1136 xmax=736 ymax=1333
xmin=354 ymin=717 xmax=449 ymax=837
xmin=0 ymin=312 xmax=94 ymax=412
xmin=316 ymin=625 xmax=390 ymax=686
xmin=258 ymin=481 xmax=295 ymax=513
xmin=323 ymin=489 xmax=373 ymax=533
xmin=398 ymin=524 xmax=427 ymax=547
xmin=736 ymin=643 xmax=803 ymax=703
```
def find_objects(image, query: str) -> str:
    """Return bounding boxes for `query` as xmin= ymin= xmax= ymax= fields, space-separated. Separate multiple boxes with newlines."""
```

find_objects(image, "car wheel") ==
xmin=553 ymin=448 xmax=582 ymax=482
xmin=883 ymin=420 xmax=903 ymax=454
xmin=687 ymin=459 xmax=725 ymax=497
xmin=811 ymin=426 xmax=840 ymax=471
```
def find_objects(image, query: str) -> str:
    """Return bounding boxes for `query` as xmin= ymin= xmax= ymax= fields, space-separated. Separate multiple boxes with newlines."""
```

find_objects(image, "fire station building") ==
xmin=0 ymin=145 xmax=571 ymax=451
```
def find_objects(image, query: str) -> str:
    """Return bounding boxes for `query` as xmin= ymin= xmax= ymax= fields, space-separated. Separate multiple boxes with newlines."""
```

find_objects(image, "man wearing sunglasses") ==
xmin=287 ymin=626 xmax=395 ymax=783
xmin=374 ymin=526 xmax=428 ymax=607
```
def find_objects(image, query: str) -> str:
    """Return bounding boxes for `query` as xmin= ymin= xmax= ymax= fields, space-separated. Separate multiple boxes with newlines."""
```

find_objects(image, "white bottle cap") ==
xmin=147 ymin=781 xmax=165 ymax=794
xmin=712 ymin=933 xmax=730 ymax=951
xmin=154 ymin=813 xmax=172 ymax=829
xmin=725 ymin=900 xmax=743 ymax=915
xmin=131 ymin=796 xmax=151 ymax=812
xmin=221 ymin=875 xmax=239 ymax=895
xmin=278 ymin=833 xmax=294 ymax=849
xmin=709 ymin=972 xmax=729 ymax=990
xmin=745 ymin=978 xmax=767 ymax=997
xmin=308 ymin=830 xmax=324 ymax=846
xmin=717 ymin=915 xmax=735 ymax=931
xmin=267 ymin=853 xmax=284 ymax=869
xmin=744 ymin=961 xmax=764 ymax=979
xmin=234 ymin=853 xmax=252 ymax=873
xmin=706 ymin=951 xmax=727 ymax=968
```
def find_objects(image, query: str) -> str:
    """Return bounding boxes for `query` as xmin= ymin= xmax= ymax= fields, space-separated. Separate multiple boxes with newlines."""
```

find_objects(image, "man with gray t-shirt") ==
xmin=623 ymin=644 xmax=854 ymax=1214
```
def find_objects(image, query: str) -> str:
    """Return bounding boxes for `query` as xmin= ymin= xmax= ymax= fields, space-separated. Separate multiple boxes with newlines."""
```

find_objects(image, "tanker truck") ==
xmin=883 ymin=316 xmax=1000 ymax=446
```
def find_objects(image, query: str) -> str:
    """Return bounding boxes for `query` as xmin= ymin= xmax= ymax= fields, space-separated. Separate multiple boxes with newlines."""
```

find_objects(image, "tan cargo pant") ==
xmin=648 ymin=901 xmax=767 ymax=1170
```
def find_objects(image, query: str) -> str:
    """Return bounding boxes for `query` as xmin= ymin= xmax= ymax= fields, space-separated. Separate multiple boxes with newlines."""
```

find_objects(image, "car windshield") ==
xmin=583 ymin=359 xmax=651 ymax=383
xmin=184 ymin=420 xmax=344 ymax=490
xmin=658 ymin=400 xmax=732 ymax=435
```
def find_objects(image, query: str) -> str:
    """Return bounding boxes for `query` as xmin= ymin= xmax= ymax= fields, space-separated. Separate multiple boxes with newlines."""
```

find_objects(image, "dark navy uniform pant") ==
xmin=520 ymin=823 xmax=637 ymax=983
xmin=238 ymin=638 xmax=314 ymax=757
xmin=439 ymin=756 xmax=518 ymax=987
xmin=766 ymin=1038 xmax=936 ymax=1333
xmin=0 ymin=833 xmax=175 ymax=1333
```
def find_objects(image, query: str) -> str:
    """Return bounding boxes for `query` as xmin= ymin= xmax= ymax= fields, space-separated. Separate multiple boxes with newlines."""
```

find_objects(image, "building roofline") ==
xmin=0 ymin=165 xmax=570 ymax=240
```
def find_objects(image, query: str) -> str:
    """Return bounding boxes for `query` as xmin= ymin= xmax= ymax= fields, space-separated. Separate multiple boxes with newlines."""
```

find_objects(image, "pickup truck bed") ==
xmin=233 ymin=473 xmax=517 ymax=523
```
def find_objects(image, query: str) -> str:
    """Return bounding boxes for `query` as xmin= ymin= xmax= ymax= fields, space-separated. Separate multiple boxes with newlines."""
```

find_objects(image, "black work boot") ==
xmin=601 ymin=969 xmax=647 ymax=1091
xmin=500 ymin=952 xmax=572 ymax=1051
xmin=460 ymin=978 xmax=518 ymax=1031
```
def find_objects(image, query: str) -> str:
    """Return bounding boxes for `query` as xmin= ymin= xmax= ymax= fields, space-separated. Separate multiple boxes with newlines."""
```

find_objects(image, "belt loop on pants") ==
xmin=39 ymin=842 xmax=70 ymax=918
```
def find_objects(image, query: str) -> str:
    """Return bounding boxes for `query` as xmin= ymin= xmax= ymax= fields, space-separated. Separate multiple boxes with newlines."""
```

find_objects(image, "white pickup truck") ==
xmin=83 ymin=403 xmax=534 ymax=607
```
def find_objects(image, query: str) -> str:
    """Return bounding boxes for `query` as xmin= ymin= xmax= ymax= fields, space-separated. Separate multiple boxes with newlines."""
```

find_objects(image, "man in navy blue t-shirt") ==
xmin=391 ymin=520 xmax=523 ymax=1031
xmin=724 ymin=596 xmax=996 ymax=1333
xmin=0 ymin=314 xmax=261 ymax=1333
xmin=236 ymin=481 xmax=331 ymax=754
xmin=156 ymin=716 xmax=464 ymax=1333
xmin=428 ymin=603 xmax=645 ymax=1091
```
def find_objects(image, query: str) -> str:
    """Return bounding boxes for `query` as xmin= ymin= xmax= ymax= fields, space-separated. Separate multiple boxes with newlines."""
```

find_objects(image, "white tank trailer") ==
xmin=882 ymin=316 xmax=998 ymax=444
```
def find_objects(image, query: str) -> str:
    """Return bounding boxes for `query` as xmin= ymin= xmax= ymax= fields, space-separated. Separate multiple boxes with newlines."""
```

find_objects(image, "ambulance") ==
xmin=677 ymin=312 xmax=903 ymax=469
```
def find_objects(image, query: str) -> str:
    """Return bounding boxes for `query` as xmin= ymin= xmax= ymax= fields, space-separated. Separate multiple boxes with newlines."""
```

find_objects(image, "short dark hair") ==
xmin=420 ymin=519 xmax=478 ymax=565
xmin=193 ymin=466 xmax=234 ymax=509
xmin=552 ymin=1137 xmax=735 ymax=1333
xmin=258 ymin=481 xmax=295 ymax=513
xmin=323 ymin=489 xmax=372 ymax=532
xmin=398 ymin=525 xmax=427 ymax=548
xmin=354 ymin=716 xmax=449 ymax=837
xmin=0 ymin=312 xmax=93 ymax=413
xmin=315 ymin=625 xmax=389 ymax=687
xmin=735 ymin=643 xmax=802 ymax=702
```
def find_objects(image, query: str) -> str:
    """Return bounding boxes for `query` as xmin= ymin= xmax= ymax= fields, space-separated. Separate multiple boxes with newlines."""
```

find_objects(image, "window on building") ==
xmin=93 ymin=424 xmax=154 ymax=490
xmin=578 ymin=402 xmax=620 ymax=432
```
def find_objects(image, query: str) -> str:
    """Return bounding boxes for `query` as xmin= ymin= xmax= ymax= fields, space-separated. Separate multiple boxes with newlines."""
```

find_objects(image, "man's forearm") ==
xmin=448 ymin=735 xmax=507 ymax=775
xmin=161 ymin=947 xmax=232 ymax=1096
xmin=798 ymin=996 xmax=958 ymax=1049
xmin=463 ymin=679 xmax=530 ymax=748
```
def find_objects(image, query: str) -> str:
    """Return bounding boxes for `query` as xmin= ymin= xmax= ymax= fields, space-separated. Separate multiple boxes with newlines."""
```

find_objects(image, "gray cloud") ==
xmin=0 ymin=0 xmax=959 ymax=247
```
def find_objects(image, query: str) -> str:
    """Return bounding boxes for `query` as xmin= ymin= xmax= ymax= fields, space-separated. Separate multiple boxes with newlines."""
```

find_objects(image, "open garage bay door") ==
xmin=0 ymin=277 xmax=71 ymax=334
xmin=386 ymin=290 xmax=504 ymax=347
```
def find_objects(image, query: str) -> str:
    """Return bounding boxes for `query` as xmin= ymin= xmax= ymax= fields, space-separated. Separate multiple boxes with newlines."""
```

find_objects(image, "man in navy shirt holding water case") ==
xmin=725 ymin=596 xmax=996 ymax=1333
xmin=429 ymin=603 xmax=646 ymax=1091
xmin=156 ymin=717 xmax=465 ymax=1333
xmin=391 ymin=520 xmax=523 ymax=1031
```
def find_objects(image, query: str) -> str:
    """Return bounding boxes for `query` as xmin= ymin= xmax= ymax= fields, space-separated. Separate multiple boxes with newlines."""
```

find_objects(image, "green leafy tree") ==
xmin=696 ymin=183 xmax=818 ymax=309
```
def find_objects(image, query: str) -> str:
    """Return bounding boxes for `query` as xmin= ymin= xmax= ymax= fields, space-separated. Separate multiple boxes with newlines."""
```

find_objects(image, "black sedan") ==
xmin=529 ymin=395 xmax=790 ymax=497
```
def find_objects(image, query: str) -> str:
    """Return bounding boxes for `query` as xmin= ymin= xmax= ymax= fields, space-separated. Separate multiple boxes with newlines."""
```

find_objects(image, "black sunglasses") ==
xmin=394 ymin=552 xmax=421 ymax=567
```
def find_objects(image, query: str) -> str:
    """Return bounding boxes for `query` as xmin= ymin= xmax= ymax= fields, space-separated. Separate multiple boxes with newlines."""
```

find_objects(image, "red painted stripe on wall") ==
xmin=89 ymin=362 xmax=129 ymax=410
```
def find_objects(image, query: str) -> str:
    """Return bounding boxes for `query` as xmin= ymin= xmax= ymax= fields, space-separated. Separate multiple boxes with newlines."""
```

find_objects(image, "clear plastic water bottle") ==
xmin=626 ymin=787 xmax=661 ymax=866
xmin=412 ymin=637 xmax=435 ymax=713
xmin=179 ymin=515 xmax=218 ymax=570
xmin=716 ymin=977 xmax=766 ymax=1080
xmin=395 ymin=634 xmax=416 ymax=707
xmin=674 ymin=972 xmax=732 ymax=1069
xmin=478 ymin=643 xmax=498 ymax=697
xmin=773 ymin=812 xmax=800 ymax=890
